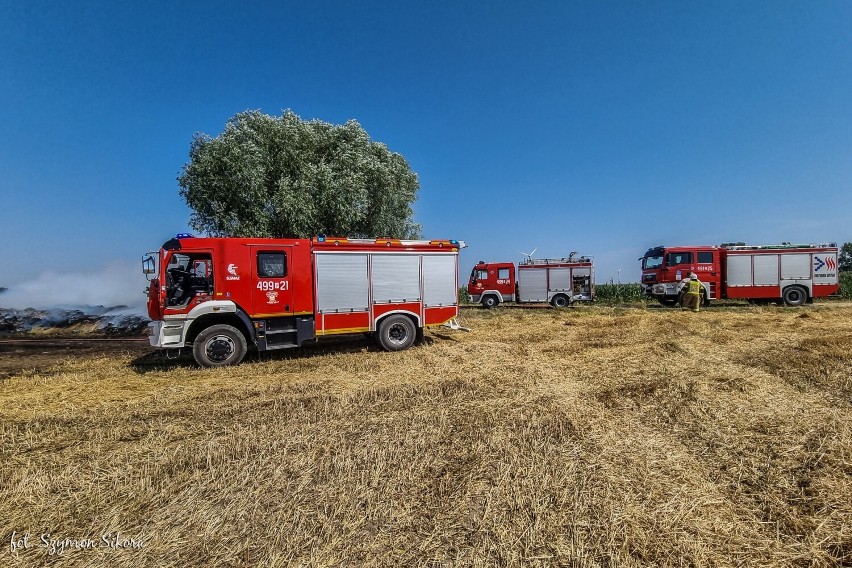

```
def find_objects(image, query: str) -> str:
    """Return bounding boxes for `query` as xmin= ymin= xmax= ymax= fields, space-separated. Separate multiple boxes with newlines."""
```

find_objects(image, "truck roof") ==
xmin=642 ymin=242 xmax=838 ymax=257
xmin=520 ymin=256 xmax=592 ymax=265
xmin=162 ymin=234 xmax=465 ymax=252
xmin=720 ymin=242 xmax=837 ymax=251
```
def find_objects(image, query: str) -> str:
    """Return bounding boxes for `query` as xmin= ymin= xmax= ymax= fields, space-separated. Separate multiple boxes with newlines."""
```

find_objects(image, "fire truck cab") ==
xmin=468 ymin=262 xmax=516 ymax=308
xmin=640 ymin=245 xmax=718 ymax=306
xmin=143 ymin=234 xmax=465 ymax=367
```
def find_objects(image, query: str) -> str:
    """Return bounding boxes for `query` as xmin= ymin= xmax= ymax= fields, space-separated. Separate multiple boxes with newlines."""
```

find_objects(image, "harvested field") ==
xmin=1 ymin=305 xmax=851 ymax=567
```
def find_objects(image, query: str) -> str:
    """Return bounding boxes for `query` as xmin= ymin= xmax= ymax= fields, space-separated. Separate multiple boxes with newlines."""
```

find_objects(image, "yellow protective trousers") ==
xmin=683 ymin=293 xmax=700 ymax=312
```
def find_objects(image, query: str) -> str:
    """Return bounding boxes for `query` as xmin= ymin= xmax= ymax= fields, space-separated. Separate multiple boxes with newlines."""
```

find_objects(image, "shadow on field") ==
xmin=129 ymin=350 xmax=197 ymax=373
xmin=253 ymin=332 xmax=451 ymax=360
xmin=128 ymin=333 xmax=448 ymax=374
xmin=644 ymin=301 xmax=813 ymax=310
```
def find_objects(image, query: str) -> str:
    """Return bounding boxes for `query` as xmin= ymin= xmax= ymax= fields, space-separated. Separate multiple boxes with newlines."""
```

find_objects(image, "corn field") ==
xmin=593 ymin=281 xmax=646 ymax=304
xmin=461 ymin=283 xmax=647 ymax=306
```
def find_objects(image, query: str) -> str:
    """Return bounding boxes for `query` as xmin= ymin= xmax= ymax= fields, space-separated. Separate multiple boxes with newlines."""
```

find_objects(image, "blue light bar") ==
xmin=317 ymin=235 xmax=326 ymax=242
xmin=175 ymin=233 xmax=195 ymax=239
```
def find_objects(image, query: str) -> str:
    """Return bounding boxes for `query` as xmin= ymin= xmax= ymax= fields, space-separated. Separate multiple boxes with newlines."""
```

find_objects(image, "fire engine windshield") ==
xmin=642 ymin=255 xmax=663 ymax=269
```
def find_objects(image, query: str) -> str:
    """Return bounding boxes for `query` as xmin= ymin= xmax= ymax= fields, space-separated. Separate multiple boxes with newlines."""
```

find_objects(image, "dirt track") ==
xmin=0 ymin=337 xmax=150 ymax=380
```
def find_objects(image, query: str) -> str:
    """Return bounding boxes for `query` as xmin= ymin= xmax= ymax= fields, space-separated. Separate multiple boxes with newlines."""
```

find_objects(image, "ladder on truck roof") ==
xmin=720 ymin=242 xmax=837 ymax=251
xmin=521 ymin=256 xmax=593 ymax=265
xmin=312 ymin=236 xmax=466 ymax=248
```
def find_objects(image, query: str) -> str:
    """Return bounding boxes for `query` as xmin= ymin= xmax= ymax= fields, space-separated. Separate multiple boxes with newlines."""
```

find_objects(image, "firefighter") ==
xmin=681 ymin=272 xmax=702 ymax=312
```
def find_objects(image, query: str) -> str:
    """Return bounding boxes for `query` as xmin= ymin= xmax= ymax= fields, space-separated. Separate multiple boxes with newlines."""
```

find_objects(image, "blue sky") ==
xmin=2 ymin=1 xmax=851 ymax=303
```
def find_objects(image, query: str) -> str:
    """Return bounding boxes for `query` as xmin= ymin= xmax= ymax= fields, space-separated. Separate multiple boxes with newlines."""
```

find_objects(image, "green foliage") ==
xmin=178 ymin=110 xmax=421 ymax=239
xmin=839 ymin=242 xmax=852 ymax=299
xmin=840 ymin=272 xmax=852 ymax=300
xmin=840 ymin=242 xmax=852 ymax=272
xmin=458 ymin=285 xmax=470 ymax=304
xmin=594 ymin=281 xmax=646 ymax=304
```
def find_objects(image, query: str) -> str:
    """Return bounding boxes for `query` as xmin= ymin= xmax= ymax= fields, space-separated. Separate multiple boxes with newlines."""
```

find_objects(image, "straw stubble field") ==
xmin=1 ymin=305 xmax=851 ymax=567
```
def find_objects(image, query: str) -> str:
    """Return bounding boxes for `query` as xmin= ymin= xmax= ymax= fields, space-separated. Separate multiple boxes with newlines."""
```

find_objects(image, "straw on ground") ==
xmin=1 ymin=304 xmax=850 ymax=567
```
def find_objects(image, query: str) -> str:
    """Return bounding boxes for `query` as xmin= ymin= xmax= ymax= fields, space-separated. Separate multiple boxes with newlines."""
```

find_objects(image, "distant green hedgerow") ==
xmin=840 ymin=272 xmax=852 ymax=299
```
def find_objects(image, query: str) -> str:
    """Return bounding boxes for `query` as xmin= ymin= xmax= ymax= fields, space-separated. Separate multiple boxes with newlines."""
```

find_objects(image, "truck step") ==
xmin=264 ymin=328 xmax=296 ymax=335
xmin=264 ymin=333 xmax=298 ymax=348
xmin=263 ymin=341 xmax=299 ymax=351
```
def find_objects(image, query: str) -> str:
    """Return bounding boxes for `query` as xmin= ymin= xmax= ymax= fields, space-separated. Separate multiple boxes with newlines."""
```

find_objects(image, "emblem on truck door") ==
xmin=226 ymin=263 xmax=240 ymax=281
xmin=266 ymin=291 xmax=279 ymax=304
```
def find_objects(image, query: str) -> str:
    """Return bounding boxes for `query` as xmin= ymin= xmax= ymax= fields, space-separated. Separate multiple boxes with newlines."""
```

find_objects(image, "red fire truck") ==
xmin=468 ymin=253 xmax=595 ymax=308
xmin=640 ymin=242 xmax=839 ymax=307
xmin=142 ymin=234 xmax=465 ymax=367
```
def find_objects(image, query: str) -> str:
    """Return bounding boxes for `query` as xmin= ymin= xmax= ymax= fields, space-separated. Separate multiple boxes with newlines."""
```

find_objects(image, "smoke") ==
xmin=0 ymin=260 xmax=149 ymax=314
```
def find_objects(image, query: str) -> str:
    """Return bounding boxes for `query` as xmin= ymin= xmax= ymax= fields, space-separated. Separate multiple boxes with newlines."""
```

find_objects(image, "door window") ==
xmin=697 ymin=251 xmax=713 ymax=264
xmin=498 ymin=268 xmax=510 ymax=279
xmin=257 ymin=252 xmax=287 ymax=278
xmin=165 ymin=253 xmax=212 ymax=307
xmin=667 ymin=252 xmax=693 ymax=266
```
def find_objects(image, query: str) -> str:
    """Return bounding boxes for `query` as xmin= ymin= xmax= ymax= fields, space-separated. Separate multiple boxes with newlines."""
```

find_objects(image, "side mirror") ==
xmin=142 ymin=255 xmax=156 ymax=277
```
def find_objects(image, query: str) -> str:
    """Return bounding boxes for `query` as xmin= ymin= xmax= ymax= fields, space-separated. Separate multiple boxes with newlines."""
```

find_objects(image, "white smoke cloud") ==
xmin=0 ymin=260 xmax=149 ymax=314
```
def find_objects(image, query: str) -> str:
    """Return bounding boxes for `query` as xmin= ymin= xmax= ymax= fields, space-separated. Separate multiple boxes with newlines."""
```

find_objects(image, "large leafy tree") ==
xmin=178 ymin=110 xmax=421 ymax=239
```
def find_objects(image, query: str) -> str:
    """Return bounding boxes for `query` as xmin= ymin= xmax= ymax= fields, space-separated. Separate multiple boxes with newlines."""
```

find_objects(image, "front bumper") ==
xmin=648 ymin=283 xmax=681 ymax=297
xmin=148 ymin=319 xmax=189 ymax=348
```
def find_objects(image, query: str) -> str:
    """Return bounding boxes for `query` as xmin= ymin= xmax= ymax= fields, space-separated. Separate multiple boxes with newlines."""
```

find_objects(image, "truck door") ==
xmin=495 ymin=265 xmax=514 ymax=299
xmin=695 ymin=250 xmax=719 ymax=299
xmin=666 ymin=251 xmax=693 ymax=281
xmin=250 ymin=246 xmax=294 ymax=315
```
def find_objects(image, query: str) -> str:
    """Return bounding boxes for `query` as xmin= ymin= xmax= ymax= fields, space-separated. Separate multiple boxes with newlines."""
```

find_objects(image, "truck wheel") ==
xmin=481 ymin=295 xmax=499 ymax=309
xmin=701 ymin=290 xmax=710 ymax=307
xmin=551 ymin=294 xmax=570 ymax=308
xmin=377 ymin=315 xmax=417 ymax=351
xmin=192 ymin=324 xmax=248 ymax=367
xmin=782 ymin=286 xmax=807 ymax=307
xmin=658 ymin=297 xmax=678 ymax=307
